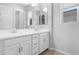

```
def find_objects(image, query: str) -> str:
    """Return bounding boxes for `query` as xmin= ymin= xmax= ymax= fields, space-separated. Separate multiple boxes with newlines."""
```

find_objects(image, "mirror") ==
xmin=0 ymin=3 xmax=48 ymax=31
xmin=27 ymin=5 xmax=40 ymax=27
xmin=14 ymin=8 xmax=25 ymax=29
xmin=26 ymin=4 xmax=48 ymax=29
xmin=27 ymin=11 xmax=32 ymax=26
xmin=39 ymin=11 xmax=48 ymax=25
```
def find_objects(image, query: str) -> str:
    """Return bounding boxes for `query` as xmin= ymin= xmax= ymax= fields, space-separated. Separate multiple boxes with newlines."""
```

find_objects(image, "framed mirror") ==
xmin=39 ymin=11 xmax=48 ymax=25
xmin=27 ymin=10 xmax=32 ymax=26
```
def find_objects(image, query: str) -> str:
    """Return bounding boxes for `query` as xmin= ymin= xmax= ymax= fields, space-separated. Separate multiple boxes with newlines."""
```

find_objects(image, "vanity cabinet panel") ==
xmin=40 ymin=32 xmax=49 ymax=53
xmin=20 ymin=41 xmax=31 ymax=55
xmin=4 ymin=44 xmax=19 ymax=55
xmin=20 ymin=36 xmax=31 ymax=55
xmin=4 ymin=36 xmax=32 ymax=55
xmin=0 ymin=31 xmax=49 ymax=55
xmin=32 ymin=34 xmax=40 ymax=55
xmin=4 ymin=38 xmax=22 ymax=47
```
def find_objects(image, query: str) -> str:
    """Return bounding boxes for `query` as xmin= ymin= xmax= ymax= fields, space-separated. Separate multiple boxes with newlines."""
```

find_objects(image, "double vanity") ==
xmin=0 ymin=3 xmax=50 ymax=55
xmin=0 ymin=29 xmax=49 ymax=55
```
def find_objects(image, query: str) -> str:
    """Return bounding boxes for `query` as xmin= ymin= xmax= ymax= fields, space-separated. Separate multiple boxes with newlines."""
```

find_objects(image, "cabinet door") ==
xmin=4 ymin=44 xmax=19 ymax=55
xmin=20 ymin=41 xmax=31 ymax=55
xmin=40 ymin=33 xmax=49 ymax=53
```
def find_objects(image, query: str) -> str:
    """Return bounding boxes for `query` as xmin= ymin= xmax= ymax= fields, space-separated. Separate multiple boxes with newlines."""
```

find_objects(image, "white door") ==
xmin=40 ymin=33 xmax=49 ymax=53
xmin=4 ymin=44 xmax=19 ymax=55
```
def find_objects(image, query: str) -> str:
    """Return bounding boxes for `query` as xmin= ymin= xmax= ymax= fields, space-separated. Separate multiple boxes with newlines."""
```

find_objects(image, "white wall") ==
xmin=63 ymin=3 xmax=79 ymax=9
xmin=53 ymin=3 xmax=79 ymax=55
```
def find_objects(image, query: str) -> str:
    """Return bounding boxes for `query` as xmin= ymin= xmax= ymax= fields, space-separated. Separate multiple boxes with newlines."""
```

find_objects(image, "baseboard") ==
xmin=49 ymin=48 xmax=71 ymax=55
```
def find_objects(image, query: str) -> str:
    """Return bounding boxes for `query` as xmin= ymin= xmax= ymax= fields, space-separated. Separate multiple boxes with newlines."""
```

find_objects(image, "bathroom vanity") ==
xmin=0 ymin=29 xmax=49 ymax=55
xmin=0 ymin=3 xmax=50 ymax=55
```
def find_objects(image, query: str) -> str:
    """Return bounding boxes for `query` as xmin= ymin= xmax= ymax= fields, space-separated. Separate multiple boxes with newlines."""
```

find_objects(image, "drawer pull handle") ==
xmin=19 ymin=47 xmax=23 ymax=53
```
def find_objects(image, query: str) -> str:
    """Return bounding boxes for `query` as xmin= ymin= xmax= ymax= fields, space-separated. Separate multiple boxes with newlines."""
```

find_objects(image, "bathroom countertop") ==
xmin=0 ymin=28 xmax=50 ymax=40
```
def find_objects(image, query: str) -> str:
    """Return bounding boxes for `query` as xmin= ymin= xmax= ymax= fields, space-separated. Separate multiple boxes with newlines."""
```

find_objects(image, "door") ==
xmin=4 ymin=44 xmax=19 ymax=55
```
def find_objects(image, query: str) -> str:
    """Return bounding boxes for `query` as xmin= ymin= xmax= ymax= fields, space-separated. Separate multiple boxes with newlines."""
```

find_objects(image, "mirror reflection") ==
xmin=0 ymin=3 xmax=48 ymax=30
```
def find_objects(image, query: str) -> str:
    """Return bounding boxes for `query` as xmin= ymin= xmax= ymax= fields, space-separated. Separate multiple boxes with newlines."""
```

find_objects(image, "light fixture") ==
xmin=43 ymin=7 xmax=47 ymax=13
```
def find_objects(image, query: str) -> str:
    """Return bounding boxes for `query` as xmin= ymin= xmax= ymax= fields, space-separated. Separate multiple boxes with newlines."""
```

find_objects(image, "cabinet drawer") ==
xmin=4 ymin=44 xmax=19 ymax=55
xmin=4 ymin=38 xmax=21 ymax=47
xmin=32 ymin=39 xmax=39 ymax=44
xmin=4 ymin=36 xmax=31 ymax=47
xmin=32 ymin=35 xmax=39 ymax=40
xmin=32 ymin=35 xmax=39 ymax=43
xmin=32 ymin=42 xmax=38 ymax=46
xmin=40 ymin=33 xmax=49 ymax=37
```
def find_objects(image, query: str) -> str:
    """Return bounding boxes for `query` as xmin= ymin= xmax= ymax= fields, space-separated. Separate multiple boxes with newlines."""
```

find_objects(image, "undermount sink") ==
xmin=34 ymin=28 xmax=38 ymax=31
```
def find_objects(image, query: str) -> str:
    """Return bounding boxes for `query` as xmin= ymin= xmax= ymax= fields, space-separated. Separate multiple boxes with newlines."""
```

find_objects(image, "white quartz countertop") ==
xmin=0 ymin=28 xmax=49 ymax=40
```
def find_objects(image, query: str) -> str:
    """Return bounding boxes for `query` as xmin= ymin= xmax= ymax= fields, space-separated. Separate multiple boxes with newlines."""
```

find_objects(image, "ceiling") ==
xmin=20 ymin=3 xmax=39 ymax=6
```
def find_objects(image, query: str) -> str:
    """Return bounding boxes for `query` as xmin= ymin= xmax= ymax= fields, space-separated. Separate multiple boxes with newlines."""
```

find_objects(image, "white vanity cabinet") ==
xmin=1 ymin=36 xmax=32 ymax=55
xmin=39 ymin=32 xmax=49 ymax=53
xmin=31 ymin=32 xmax=49 ymax=54
xmin=0 ymin=31 xmax=49 ymax=55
